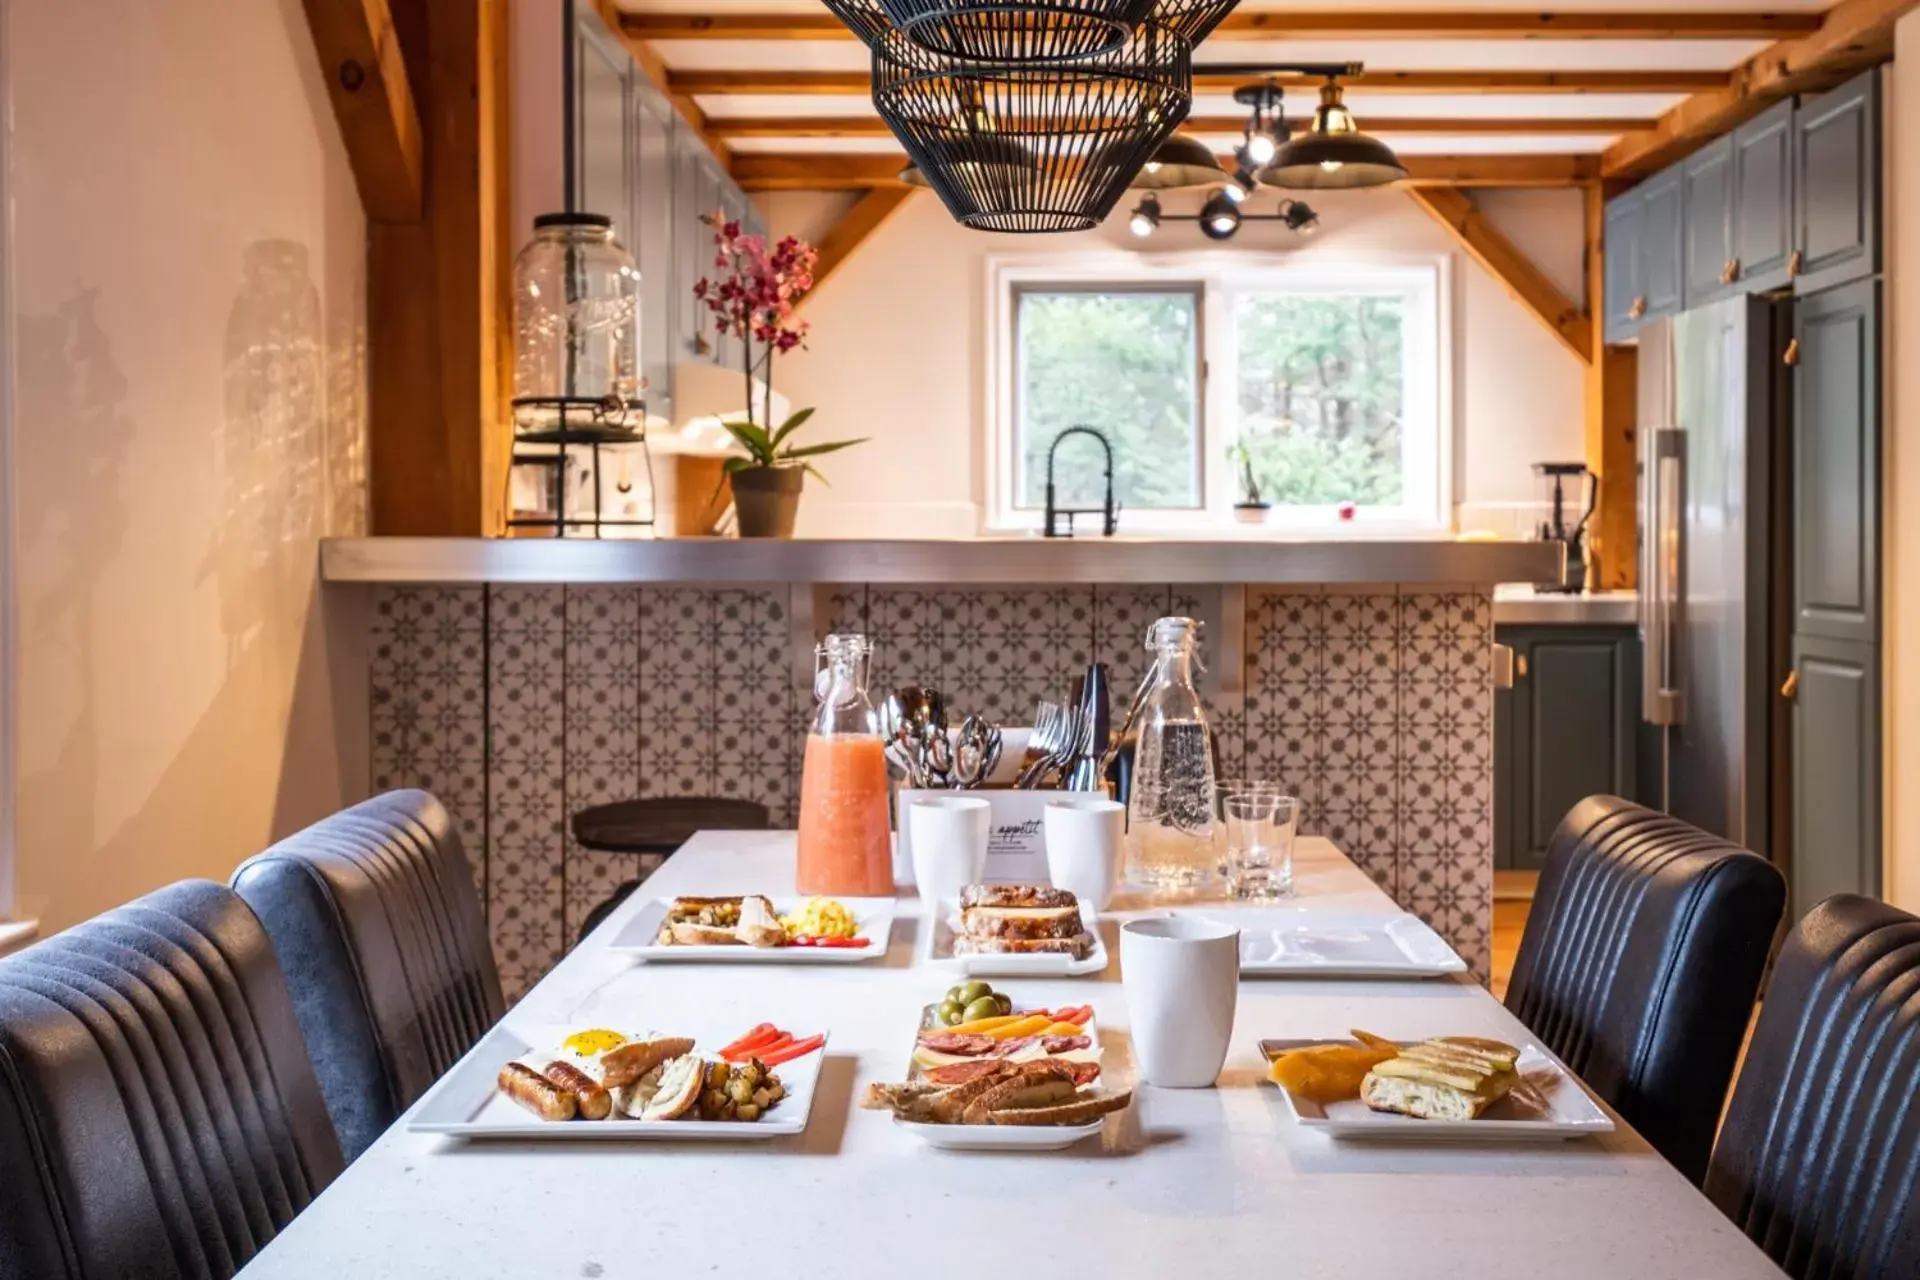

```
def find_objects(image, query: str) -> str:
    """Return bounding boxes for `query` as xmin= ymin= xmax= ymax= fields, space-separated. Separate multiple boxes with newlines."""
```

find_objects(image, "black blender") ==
xmin=1533 ymin=462 xmax=1596 ymax=593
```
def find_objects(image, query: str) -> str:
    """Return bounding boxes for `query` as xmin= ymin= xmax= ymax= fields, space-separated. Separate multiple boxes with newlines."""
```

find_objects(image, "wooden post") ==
xmin=1584 ymin=182 xmax=1637 ymax=589
xmin=366 ymin=0 xmax=512 ymax=536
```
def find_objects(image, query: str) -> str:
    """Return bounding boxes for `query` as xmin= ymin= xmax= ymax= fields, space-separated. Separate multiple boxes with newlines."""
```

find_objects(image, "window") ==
xmin=987 ymin=256 xmax=1449 ymax=532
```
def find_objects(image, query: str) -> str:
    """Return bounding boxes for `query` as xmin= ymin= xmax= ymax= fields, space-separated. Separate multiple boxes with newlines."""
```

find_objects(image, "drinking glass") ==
xmin=1222 ymin=791 xmax=1298 ymax=900
xmin=1211 ymin=779 xmax=1280 ymax=875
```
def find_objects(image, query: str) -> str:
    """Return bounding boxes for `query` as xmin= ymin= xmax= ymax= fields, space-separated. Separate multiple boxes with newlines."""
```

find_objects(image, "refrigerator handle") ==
xmin=1642 ymin=428 xmax=1686 ymax=726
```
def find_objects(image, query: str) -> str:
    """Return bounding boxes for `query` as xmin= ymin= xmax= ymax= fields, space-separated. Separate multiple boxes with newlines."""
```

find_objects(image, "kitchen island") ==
xmin=328 ymin=535 xmax=1559 ymax=998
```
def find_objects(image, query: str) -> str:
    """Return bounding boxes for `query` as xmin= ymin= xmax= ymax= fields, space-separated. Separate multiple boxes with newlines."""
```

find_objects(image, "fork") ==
xmin=1018 ymin=705 xmax=1087 ymax=789
xmin=1015 ymin=702 xmax=1062 ymax=786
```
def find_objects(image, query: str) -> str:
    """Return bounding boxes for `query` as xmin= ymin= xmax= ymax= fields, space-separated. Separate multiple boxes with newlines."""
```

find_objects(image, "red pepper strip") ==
xmin=722 ymin=1032 xmax=794 ymax=1063
xmin=758 ymin=1034 xmax=825 ymax=1066
xmin=718 ymin=1023 xmax=780 ymax=1056
xmin=1057 ymin=1006 xmax=1094 ymax=1025
xmin=795 ymin=935 xmax=869 ymax=949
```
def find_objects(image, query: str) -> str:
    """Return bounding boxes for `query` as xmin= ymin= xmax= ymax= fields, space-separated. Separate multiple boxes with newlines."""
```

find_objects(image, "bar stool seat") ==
xmin=572 ymin=797 xmax=772 ymax=944
xmin=571 ymin=796 xmax=772 ymax=854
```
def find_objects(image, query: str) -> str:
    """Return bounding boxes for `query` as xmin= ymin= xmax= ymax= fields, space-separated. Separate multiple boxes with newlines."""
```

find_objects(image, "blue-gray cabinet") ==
xmin=1732 ymin=98 xmax=1796 ymax=292
xmin=1603 ymin=68 xmax=1880 ymax=340
xmin=1494 ymin=625 xmax=1643 ymax=870
xmin=1793 ymin=71 xmax=1880 ymax=295
xmin=1682 ymin=135 xmax=1736 ymax=310
xmin=1789 ymin=633 xmax=1880 ymax=908
xmin=1792 ymin=278 xmax=1879 ymax=645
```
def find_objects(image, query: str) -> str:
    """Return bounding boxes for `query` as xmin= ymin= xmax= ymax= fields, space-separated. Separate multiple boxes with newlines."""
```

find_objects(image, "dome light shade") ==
xmin=1130 ymin=133 xmax=1228 ymax=189
xmin=1257 ymin=81 xmax=1407 ymax=190
xmin=876 ymin=0 xmax=1154 ymax=62
xmin=897 ymin=134 xmax=1040 ymax=189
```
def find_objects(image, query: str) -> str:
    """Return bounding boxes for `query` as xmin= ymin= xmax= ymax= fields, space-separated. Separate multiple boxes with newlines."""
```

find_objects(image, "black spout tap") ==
xmin=1043 ymin=425 xmax=1119 ymax=538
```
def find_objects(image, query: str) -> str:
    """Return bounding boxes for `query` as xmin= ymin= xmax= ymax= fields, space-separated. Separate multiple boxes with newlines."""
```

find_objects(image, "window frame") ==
xmin=984 ymin=252 xmax=1454 ymax=536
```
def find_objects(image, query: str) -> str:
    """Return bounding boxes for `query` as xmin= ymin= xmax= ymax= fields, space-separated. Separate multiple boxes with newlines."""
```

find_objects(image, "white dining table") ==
xmin=237 ymin=831 xmax=1783 ymax=1279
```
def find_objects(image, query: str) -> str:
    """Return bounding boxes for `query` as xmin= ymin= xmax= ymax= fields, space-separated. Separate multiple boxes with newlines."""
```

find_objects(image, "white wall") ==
xmin=8 ymin=0 xmax=368 ymax=932
xmin=759 ymin=183 xmax=1589 ymax=538
xmin=1884 ymin=17 xmax=1918 ymax=915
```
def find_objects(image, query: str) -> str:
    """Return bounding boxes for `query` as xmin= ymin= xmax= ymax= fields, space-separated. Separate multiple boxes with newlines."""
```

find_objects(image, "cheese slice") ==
xmin=963 ymin=905 xmax=1079 ymax=921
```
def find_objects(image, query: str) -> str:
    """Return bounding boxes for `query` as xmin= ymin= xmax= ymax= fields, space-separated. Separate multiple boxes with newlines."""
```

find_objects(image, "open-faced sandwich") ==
xmin=951 ymin=884 xmax=1095 ymax=961
xmin=496 ymin=1029 xmax=803 ymax=1123
xmin=657 ymin=895 xmax=788 ymax=948
xmin=1265 ymin=1030 xmax=1522 ymax=1121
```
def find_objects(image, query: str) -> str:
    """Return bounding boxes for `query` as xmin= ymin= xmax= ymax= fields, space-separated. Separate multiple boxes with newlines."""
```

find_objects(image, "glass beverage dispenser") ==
xmin=506 ymin=211 xmax=654 ymax=537
xmin=795 ymin=633 xmax=894 ymax=896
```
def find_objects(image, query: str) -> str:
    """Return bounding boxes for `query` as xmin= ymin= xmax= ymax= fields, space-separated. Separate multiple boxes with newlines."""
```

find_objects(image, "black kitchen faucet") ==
xmin=1043 ymin=425 xmax=1119 ymax=538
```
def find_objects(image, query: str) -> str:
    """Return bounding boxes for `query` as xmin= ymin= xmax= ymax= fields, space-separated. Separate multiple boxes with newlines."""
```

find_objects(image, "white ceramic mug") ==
xmin=1043 ymin=797 xmax=1124 ymax=914
xmin=1120 ymin=916 xmax=1241 ymax=1088
xmin=908 ymin=795 xmax=990 ymax=910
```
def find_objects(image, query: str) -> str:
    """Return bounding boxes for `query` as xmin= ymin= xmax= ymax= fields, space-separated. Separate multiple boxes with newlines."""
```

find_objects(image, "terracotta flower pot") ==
xmin=729 ymin=464 xmax=805 ymax=538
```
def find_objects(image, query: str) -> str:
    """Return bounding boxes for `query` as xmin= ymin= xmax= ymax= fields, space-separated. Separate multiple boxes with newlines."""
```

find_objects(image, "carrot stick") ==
xmin=759 ymin=1034 xmax=824 ymax=1065
xmin=718 ymin=1023 xmax=779 ymax=1056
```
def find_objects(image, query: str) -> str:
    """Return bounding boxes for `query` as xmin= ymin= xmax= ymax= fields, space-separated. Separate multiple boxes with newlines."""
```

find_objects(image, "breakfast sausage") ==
xmin=498 ymin=1062 xmax=577 ymax=1122
xmin=541 ymin=1061 xmax=613 ymax=1120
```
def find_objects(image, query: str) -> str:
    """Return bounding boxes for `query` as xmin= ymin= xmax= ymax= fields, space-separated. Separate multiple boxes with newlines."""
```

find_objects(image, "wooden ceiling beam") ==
xmin=711 ymin=115 xmax=1652 ymax=140
xmin=1403 ymin=185 xmax=1591 ymax=363
xmin=733 ymin=152 xmax=1600 ymax=190
xmin=625 ymin=11 xmax=1818 ymax=40
xmin=673 ymin=68 xmax=1731 ymax=96
xmin=299 ymin=0 xmax=424 ymax=221
xmin=809 ymin=188 xmax=918 ymax=300
xmin=1604 ymin=0 xmax=1916 ymax=178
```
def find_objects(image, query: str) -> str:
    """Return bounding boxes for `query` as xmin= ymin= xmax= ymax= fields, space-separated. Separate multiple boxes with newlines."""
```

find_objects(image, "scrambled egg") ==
xmin=780 ymin=896 xmax=857 ymax=940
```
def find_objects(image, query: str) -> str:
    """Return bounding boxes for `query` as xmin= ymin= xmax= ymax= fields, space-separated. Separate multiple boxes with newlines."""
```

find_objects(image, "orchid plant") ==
xmin=693 ymin=212 xmax=865 ymax=484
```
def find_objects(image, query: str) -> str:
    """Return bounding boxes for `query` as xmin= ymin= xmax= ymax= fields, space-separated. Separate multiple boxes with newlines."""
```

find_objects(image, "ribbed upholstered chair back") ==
xmin=1506 ymin=795 xmax=1785 ymax=1184
xmin=231 ymin=790 xmax=502 ymax=1162
xmin=1706 ymin=895 xmax=1920 ymax=1280
xmin=0 ymin=880 xmax=344 ymax=1279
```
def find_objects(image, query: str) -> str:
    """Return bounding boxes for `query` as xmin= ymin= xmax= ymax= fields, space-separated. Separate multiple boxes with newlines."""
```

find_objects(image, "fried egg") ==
xmin=512 ymin=1028 xmax=632 ymax=1086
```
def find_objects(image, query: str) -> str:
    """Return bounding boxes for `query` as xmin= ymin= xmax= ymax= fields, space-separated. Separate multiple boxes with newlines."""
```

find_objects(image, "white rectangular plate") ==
xmin=609 ymin=896 xmax=895 ymax=963
xmin=895 ymin=1005 xmax=1110 ymax=1151
xmin=410 ymin=1022 xmax=827 ymax=1141
xmin=922 ymin=904 xmax=1107 ymax=977
xmin=1179 ymin=909 xmax=1466 ymax=979
xmin=1260 ymin=1039 xmax=1615 ymax=1142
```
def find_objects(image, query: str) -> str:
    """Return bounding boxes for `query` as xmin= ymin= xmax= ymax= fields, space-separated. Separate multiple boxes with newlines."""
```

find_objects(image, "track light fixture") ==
xmin=1125 ymin=190 xmax=1319 ymax=241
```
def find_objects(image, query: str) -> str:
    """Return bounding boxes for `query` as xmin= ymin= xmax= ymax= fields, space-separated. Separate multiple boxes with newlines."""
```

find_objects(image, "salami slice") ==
xmin=1064 ymin=1060 xmax=1102 ymax=1086
xmin=1041 ymin=1035 xmax=1091 ymax=1054
xmin=920 ymin=1059 xmax=1010 ymax=1086
xmin=916 ymin=1032 xmax=997 ymax=1056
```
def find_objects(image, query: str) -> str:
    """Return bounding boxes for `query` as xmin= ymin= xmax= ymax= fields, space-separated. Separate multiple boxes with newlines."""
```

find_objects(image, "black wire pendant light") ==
xmin=873 ymin=21 xmax=1192 ymax=232
xmin=877 ymin=0 xmax=1156 ymax=63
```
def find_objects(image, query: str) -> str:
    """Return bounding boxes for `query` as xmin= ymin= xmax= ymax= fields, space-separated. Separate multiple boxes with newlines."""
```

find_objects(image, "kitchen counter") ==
xmin=321 ymin=535 xmax=1562 ymax=586
xmin=1493 ymin=584 xmax=1639 ymax=625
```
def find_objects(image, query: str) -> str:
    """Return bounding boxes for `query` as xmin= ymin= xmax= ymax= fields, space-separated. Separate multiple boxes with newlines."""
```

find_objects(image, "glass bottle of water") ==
xmin=1125 ymin=617 xmax=1219 ymax=890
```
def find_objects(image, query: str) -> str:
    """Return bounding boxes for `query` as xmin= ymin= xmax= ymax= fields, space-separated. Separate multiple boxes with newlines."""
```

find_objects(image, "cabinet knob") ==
xmin=1787 ymin=250 xmax=1803 ymax=279
xmin=1783 ymin=338 xmax=1800 ymax=367
xmin=1781 ymin=670 xmax=1799 ymax=700
xmin=1721 ymin=258 xmax=1739 ymax=285
xmin=1516 ymin=654 xmax=1529 ymax=680
xmin=1628 ymin=295 xmax=1647 ymax=320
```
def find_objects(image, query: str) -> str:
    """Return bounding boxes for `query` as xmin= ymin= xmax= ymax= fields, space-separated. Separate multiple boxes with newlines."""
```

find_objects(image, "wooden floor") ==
xmin=1492 ymin=897 xmax=1528 ymax=1000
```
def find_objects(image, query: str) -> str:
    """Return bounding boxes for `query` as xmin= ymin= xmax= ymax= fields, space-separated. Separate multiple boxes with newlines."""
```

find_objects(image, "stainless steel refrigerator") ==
xmin=1637 ymin=294 xmax=1793 ymax=857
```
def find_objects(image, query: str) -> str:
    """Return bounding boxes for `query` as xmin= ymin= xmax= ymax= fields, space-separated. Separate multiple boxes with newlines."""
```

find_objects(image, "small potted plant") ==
xmin=1231 ymin=440 xmax=1271 ymax=525
xmin=694 ymin=214 xmax=865 ymax=537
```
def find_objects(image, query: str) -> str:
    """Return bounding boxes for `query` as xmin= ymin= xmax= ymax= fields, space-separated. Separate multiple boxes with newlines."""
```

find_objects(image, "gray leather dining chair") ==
xmin=0 ymin=879 xmax=344 ymax=1280
xmin=1505 ymin=795 xmax=1785 ymax=1184
xmin=231 ymin=790 xmax=503 ymax=1162
xmin=1705 ymin=894 xmax=1920 ymax=1280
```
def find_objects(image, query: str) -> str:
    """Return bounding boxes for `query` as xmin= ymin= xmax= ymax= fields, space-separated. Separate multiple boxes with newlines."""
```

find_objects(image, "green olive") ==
xmin=994 ymin=992 xmax=1014 ymax=1015
xmin=963 ymin=995 xmax=1003 ymax=1022
xmin=937 ymin=1000 xmax=964 ymax=1025
xmin=945 ymin=985 xmax=969 ymax=1004
xmin=956 ymin=980 xmax=993 ymax=1006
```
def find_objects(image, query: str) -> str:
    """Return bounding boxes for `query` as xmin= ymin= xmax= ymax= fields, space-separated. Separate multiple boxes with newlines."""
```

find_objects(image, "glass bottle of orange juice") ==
xmin=795 ymin=633 xmax=893 ymax=896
